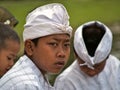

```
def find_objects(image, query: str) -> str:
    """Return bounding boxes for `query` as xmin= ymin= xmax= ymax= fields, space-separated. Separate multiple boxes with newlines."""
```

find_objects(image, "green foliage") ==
xmin=0 ymin=0 xmax=120 ymax=36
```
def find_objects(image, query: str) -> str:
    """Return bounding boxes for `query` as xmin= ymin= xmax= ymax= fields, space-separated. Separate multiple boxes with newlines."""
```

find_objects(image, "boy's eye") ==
xmin=64 ymin=43 xmax=70 ymax=47
xmin=7 ymin=56 xmax=12 ymax=60
xmin=7 ymin=56 xmax=16 ymax=61
xmin=48 ymin=42 xmax=58 ymax=47
xmin=65 ymin=44 xmax=70 ymax=46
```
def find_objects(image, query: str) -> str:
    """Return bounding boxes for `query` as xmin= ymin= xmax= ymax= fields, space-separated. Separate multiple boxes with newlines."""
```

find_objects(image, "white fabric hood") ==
xmin=74 ymin=21 xmax=112 ymax=69
xmin=23 ymin=3 xmax=72 ymax=41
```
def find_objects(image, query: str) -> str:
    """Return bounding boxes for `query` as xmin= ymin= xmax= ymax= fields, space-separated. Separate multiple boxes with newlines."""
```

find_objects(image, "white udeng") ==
xmin=23 ymin=3 xmax=72 ymax=41
xmin=74 ymin=21 xmax=112 ymax=69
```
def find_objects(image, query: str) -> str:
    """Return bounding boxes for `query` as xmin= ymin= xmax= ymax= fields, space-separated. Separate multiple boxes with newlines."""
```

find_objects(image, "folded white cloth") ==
xmin=23 ymin=3 xmax=72 ymax=41
xmin=74 ymin=21 xmax=112 ymax=69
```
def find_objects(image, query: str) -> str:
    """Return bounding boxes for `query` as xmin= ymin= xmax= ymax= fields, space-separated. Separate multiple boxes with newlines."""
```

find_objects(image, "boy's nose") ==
xmin=57 ymin=47 xmax=66 ymax=58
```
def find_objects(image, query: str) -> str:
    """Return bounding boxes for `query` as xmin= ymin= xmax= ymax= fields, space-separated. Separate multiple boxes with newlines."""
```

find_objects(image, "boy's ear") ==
xmin=24 ymin=40 xmax=34 ymax=56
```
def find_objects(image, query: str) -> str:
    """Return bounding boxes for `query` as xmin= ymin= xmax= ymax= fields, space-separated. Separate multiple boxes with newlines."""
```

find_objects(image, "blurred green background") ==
xmin=0 ymin=0 xmax=120 ymax=85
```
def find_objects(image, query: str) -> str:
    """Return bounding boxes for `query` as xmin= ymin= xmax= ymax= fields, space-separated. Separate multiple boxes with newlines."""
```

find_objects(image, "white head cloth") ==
xmin=23 ymin=3 xmax=72 ymax=41
xmin=74 ymin=21 xmax=112 ymax=69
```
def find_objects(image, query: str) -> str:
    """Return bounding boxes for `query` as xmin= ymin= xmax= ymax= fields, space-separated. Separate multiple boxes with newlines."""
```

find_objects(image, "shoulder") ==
xmin=107 ymin=55 xmax=120 ymax=66
xmin=104 ymin=55 xmax=120 ymax=74
xmin=0 ymin=55 xmax=42 ymax=89
xmin=54 ymin=60 xmax=79 ymax=88
xmin=56 ymin=60 xmax=78 ymax=79
xmin=0 ymin=67 xmax=41 ymax=89
xmin=0 ymin=83 xmax=43 ymax=90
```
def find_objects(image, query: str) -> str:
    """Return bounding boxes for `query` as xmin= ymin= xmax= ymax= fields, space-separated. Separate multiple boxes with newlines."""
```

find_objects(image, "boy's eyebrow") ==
xmin=52 ymin=37 xmax=70 ymax=41
xmin=53 ymin=38 xmax=70 ymax=43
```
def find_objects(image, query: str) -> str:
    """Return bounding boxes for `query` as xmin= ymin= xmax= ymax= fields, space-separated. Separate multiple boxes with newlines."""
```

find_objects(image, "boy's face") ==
xmin=27 ymin=34 xmax=70 ymax=74
xmin=78 ymin=58 xmax=106 ymax=76
xmin=0 ymin=40 xmax=20 ymax=77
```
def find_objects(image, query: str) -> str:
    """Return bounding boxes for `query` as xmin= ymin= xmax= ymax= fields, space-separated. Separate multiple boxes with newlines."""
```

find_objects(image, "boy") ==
xmin=0 ymin=3 xmax=72 ymax=90
xmin=54 ymin=21 xmax=120 ymax=90
xmin=0 ymin=22 xmax=20 ymax=78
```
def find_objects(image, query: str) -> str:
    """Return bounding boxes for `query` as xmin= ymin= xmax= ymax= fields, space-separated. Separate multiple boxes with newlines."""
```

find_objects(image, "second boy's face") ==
xmin=0 ymin=40 xmax=20 ymax=77
xmin=30 ymin=34 xmax=70 ymax=74
xmin=78 ymin=58 xmax=106 ymax=76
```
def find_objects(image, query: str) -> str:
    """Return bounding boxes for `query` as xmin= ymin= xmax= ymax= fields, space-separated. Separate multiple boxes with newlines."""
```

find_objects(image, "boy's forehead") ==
xmin=40 ymin=33 xmax=70 ymax=40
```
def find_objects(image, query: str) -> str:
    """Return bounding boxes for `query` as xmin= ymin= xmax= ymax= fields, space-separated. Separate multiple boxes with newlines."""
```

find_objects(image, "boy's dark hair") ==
xmin=0 ymin=22 xmax=20 ymax=50
xmin=82 ymin=22 xmax=105 ymax=57
xmin=31 ymin=37 xmax=40 ymax=46
xmin=24 ymin=37 xmax=39 ymax=55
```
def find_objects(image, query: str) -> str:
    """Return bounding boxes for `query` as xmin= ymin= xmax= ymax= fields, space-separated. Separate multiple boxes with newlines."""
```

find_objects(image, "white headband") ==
xmin=74 ymin=21 xmax=112 ymax=69
xmin=23 ymin=3 xmax=72 ymax=41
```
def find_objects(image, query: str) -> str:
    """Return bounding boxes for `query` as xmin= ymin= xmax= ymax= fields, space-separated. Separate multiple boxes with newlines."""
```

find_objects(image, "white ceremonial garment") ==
xmin=74 ymin=21 xmax=112 ymax=69
xmin=0 ymin=55 xmax=54 ymax=90
xmin=23 ymin=3 xmax=72 ymax=41
xmin=54 ymin=55 xmax=120 ymax=90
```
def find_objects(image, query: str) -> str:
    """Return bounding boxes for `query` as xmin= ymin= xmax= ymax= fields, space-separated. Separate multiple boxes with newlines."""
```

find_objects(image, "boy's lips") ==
xmin=55 ymin=61 xmax=65 ymax=68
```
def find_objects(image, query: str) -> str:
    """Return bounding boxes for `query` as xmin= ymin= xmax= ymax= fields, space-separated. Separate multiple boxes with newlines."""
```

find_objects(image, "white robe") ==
xmin=54 ymin=55 xmax=120 ymax=90
xmin=0 ymin=55 xmax=54 ymax=90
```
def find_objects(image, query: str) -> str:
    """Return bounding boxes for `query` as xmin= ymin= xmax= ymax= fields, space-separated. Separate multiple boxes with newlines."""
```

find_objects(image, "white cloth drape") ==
xmin=23 ymin=3 xmax=72 ymax=41
xmin=0 ymin=55 xmax=55 ymax=90
xmin=54 ymin=55 xmax=120 ymax=90
xmin=74 ymin=21 xmax=112 ymax=69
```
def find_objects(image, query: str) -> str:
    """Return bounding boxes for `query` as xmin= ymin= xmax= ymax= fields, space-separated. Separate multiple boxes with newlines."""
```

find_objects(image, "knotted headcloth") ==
xmin=74 ymin=21 xmax=112 ymax=69
xmin=23 ymin=3 xmax=72 ymax=41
